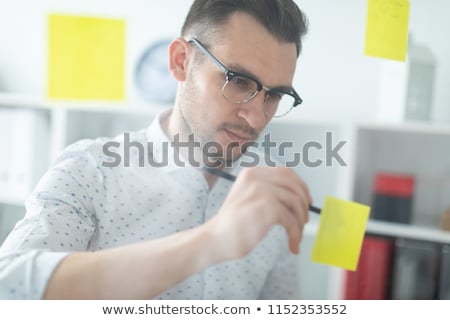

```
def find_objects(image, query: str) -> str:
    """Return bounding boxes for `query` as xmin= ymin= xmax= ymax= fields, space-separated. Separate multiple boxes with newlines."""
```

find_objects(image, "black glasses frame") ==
xmin=188 ymin=38 xmax=302 ymax=115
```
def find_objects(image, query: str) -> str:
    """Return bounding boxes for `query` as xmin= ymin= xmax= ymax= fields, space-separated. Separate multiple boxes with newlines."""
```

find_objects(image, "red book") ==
xmin=344 ymin=236 xmax=394 ymax=299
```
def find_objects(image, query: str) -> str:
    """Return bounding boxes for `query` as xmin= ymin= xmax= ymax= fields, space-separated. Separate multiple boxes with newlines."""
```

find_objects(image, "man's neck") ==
xmin=161 ymin=108 xmax=220 ymax=189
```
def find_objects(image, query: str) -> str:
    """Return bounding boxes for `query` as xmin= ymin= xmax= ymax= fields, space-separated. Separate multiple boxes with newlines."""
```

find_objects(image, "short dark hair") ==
xmin=181 ymin=0 xmax=308 ymax=57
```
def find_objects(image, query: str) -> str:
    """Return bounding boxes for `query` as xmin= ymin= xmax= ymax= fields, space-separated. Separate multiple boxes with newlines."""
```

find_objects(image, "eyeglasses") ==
xmin=188 ymin=38 xmax=302 ymax=118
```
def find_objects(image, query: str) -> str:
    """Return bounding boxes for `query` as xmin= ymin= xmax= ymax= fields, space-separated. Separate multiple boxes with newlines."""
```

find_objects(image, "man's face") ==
xmin=177 ymin=12 xmax=298 ymax=165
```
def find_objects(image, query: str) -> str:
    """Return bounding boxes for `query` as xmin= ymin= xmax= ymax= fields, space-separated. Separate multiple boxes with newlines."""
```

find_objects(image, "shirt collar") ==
xmin=145 ymin=109 xmax=182 ymax=174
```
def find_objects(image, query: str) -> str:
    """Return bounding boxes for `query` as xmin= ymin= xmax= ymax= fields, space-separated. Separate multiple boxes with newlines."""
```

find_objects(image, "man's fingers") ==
xmin=276 ymin=208 xmax=303 ymax=254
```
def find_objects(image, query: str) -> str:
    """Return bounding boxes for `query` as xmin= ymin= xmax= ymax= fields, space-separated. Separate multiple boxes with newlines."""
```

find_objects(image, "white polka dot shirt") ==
xmin=0 ymin=111 xmax=300 ymax=299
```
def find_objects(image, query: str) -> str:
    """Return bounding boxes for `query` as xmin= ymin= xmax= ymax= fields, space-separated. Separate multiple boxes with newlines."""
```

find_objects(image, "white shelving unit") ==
xmin=0 ymin=93 xmax=164 ymax=243
xmin=334 ymin=122 xmax=450 ymax=299
xmin=1 ymin=93 xmax=450 ymax=299
xmin=352 ymin=123 xmax=450 ymax=229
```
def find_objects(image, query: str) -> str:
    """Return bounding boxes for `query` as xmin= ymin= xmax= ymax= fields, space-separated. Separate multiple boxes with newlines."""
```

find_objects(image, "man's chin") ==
xmin=201 ymin=151 xmax=244 ymax=168
xmin=200 ymin=138 xmax=255 ymax=168
xmin=203 ymin=154 xmax=241 ymax=167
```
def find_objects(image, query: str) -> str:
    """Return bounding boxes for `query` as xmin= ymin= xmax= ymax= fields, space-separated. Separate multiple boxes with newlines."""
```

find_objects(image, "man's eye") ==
xmin=266 ymin=91 xmax=283 ymax=101
xmin=231 ymin=76 xmax=253 ymax=90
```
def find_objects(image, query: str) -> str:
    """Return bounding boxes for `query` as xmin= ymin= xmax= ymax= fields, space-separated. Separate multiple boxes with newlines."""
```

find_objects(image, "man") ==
xmin=0 ymin=0 xmax=310 ymax=299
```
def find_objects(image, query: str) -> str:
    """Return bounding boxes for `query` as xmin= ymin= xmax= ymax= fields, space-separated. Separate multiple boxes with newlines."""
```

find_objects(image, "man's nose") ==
xmin=235 ymin=90 xmax=268 ymax=130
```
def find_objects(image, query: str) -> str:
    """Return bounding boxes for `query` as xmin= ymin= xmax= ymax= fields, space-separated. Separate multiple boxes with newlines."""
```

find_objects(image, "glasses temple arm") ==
xmin=188 ymin=38 xmax=229 ymax=75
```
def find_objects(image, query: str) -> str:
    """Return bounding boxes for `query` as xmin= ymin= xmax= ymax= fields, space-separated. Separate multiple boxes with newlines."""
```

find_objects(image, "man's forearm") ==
xmin=43 ymin=223 xmax=220 ymax=299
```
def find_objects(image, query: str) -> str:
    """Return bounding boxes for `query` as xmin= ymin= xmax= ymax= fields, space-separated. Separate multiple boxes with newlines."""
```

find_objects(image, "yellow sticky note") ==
xmin=311 ymin=196 xmax=370 ymax=271
xmin=364 ymin=0 xmax=410 ymax=62
xmin=48 ymin=14 xmax=125 ymax=101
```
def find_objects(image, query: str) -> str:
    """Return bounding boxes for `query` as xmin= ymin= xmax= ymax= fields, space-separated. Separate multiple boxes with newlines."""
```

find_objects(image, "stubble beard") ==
xmin=177 ymin=98 xmax=252 ymax=167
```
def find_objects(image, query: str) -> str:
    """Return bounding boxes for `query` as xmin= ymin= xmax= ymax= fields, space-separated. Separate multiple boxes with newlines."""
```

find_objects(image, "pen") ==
xmin=203 ymin=166 xmax=322 ymax=214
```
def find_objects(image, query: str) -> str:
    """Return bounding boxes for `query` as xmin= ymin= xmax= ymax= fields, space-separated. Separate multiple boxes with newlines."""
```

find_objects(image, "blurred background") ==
xmin=0 ymin=0 xmax=449 ymax=299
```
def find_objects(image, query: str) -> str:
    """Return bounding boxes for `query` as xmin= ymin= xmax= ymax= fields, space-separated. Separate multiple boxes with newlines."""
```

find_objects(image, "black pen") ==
xmin=203 ymin=166 xmax=322 ymax=214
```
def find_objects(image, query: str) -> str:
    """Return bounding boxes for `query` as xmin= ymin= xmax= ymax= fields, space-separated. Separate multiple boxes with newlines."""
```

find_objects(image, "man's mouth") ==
xmin=223 ymin=128 xmax=253 ymax=144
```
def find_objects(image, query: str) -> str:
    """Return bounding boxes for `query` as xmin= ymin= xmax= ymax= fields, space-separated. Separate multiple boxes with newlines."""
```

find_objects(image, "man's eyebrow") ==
xmin=228 ymin=63 xmax=260 ymax=81
xmin=228 ymin=63 xmax=293 ymax=92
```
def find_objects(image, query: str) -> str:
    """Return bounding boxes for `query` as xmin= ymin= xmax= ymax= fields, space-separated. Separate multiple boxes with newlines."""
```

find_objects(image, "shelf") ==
xmin=0 ymin=93 xmax=168 ymax=116
xmin=357 ymin=121 xmax=450 ymax=136
xmin=304 ymin=218 xmax=450 ymax=245
xmin=366 ymin=220 xmax=450 ymax=244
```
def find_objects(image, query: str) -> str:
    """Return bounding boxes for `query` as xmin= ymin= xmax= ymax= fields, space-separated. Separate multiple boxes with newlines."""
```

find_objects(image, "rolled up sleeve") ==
xmin=0 ymin=148 xmax=100 ymax=299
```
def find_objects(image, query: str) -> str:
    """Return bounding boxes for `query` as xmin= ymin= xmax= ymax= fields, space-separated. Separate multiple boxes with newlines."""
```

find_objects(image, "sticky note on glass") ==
xmin=48 ymin=14 xmax=125 ymax=101
xmin=311 ymin=196 xmax=370 ymax=271
xmin=364 ymin=0 xmax=410 ymax=62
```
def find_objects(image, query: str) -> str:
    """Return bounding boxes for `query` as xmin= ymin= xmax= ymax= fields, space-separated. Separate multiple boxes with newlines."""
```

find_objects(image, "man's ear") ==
xmin=169 ymin=38 xmax=190 ymax=81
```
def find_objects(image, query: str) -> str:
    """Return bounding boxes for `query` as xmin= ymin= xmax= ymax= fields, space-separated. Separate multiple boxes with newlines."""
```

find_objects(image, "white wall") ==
xmin=295 ymin=0 xmax=450 ymax=124
xmin=0 ymin=0 xmax=449 ymax=122
xmin=294 ymin=0 xmax=381 ymax=123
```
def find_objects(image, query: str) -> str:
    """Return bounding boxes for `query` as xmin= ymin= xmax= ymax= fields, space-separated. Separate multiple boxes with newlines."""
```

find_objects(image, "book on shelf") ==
xmin=371 ymin=173 xmax=415 ymax=224
xmin=390 ymin=238 xmax=441 ymax=299
xmin=343 ymin=236 xmax=394 ymax=300
xmin=438 ymin=245 xmax=450 ymax=299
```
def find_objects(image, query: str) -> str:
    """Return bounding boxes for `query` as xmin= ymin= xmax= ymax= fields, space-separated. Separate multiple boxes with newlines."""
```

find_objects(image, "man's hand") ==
xmin=206 ymin=167 xmax=312 ymax=260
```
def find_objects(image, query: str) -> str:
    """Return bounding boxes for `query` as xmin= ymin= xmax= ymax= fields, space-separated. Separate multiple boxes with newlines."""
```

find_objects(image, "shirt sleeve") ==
xmin=0 ymin=145 xmax=101 ymax=299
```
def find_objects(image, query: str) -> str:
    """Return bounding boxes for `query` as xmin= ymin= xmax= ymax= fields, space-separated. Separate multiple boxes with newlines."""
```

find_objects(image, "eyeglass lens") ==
xmin=222 ymin=75 xmax=294 ymax=117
